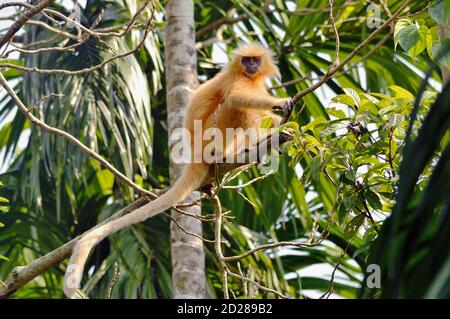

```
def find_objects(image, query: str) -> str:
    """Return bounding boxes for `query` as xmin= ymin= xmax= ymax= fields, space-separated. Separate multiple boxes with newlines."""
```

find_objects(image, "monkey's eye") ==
xmin=241 ymin=56 xmax=262 ymax=65
xmin=252 ymin=56 xmax=261 ymax=63
xmin=241 ymin=56 xmax=251 ymax=64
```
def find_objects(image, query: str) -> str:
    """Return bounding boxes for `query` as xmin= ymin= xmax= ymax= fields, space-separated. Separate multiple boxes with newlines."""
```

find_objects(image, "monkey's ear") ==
xmin=262 ymin=56 xmax=281 ymax=78
xmin=271 ymin=63 xmax=281 ymax=78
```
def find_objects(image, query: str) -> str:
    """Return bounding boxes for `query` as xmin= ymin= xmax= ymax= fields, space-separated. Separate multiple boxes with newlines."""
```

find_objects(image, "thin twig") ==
xmin=227 ymin=270 xmax=288 ymax=299
xmin=196 ymin=2 xmax=272 ymax=40
xmin=164 ymin=212 xmax=216 ymax=243
xmin=0 ymin=0 xmax=56 ymax=49
xmin=106 ymin=263 xmax=121 ymax=299
xmin=319 ymin=225 xmax=361 ymax=299
xmin=212 ymin=195 xmax=229 ymax=299
xmin=290 ymin=0 xmax=412 ymax=105
xmin=222 ymin=172 xmax=272 ymax=189
xmin=224 ymin=240 xmax=322 ymax=262
xmin=0 ymin=14 xmax=156 ymax=75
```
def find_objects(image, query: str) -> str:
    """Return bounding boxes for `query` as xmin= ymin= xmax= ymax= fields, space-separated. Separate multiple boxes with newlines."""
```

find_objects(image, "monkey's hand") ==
xmin=272 ymin=98 xmax=294 ymax=119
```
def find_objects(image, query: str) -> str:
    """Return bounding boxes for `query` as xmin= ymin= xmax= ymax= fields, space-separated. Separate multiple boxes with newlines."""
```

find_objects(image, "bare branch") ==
xmin=222 ymin=172 xmax=272 ymax=189
xmin=26 ymin=19 xmax=79 ymax=40
xmin=0 ymin=15 xmax=155 ymax=75
xmin=270 ymin=75 xmax=315 ymax=90
xmin=0 ymin=0 xmax=56 ymax=49
xmin=106 ymin=262 xmax=121 ymax=299
xmin=0 ymin=197 xmax=149 ymax=299
xmin=224 ymin=240 xmax=322 ymax=262
xmin=290 ymin=0 xmax=412 ymax=105
xmin=196 ymin=3 xmax=272 ymax=40
xmin=164 ymin=212 xmax=216 ymax=243
xmin=227 ymin=269 xmax=288 ymax=299
xmin=212 ymin=195 xmax=229 ymax=299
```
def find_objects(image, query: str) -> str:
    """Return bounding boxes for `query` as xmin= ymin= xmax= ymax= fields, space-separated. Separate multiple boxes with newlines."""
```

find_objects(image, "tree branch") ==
xmin=196 ymin=2 xmax=272 ymax=40
xmin=0 ymin=0 xmax=56 ymax=49
xmin=0 ymin=16 xmax=155 ymax=75
xmin=0 ymin=72 xmax=157 ymax=199
xmin=0 ymin=197 xmax=148 ymax=298
xmin=290 ymin=0 xmax=412 ymax=105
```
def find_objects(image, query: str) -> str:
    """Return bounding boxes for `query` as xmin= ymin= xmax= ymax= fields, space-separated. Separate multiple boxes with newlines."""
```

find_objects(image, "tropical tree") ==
xmin=165 ymin=0 xmax=206 ymax=298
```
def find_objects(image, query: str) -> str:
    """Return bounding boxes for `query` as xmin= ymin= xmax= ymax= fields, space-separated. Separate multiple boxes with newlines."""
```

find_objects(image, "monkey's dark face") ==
xmin=241 ymin=56 xmax=262 ymax=75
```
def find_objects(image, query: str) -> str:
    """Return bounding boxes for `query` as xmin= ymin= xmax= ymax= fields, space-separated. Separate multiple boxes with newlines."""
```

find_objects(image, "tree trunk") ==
xmin=165 ymin=0 xmax=206 ymax=298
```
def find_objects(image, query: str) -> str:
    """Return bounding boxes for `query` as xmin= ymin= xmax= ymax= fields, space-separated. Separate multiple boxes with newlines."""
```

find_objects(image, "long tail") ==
xmin=63 ymin=163 xmax=207 ymax=297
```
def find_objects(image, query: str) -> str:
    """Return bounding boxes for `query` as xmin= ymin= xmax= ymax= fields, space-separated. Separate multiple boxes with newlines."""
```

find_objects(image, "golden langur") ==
xmin=63 ymin=42 xmax=292 ymax=297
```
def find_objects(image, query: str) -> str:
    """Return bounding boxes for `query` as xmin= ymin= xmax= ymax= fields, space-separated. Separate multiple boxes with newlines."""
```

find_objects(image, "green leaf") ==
xmin=426 ymin=26 xmax=439 ymax=58
xmin=359 ymin=99 xmax=378 ymax=114
xmin=279 ymin=121 xmax=299 ymax=131
xmin=337 ymin=204 xmax=347 ymax=225
xmin=353 ymin=243 xmax=370 ymax=259
xmin=394 ymin=19 xmax=413 ymax=49
xmin=321 ymin=124 xmax=342 ymax=137
xmin=431 ymin=40 xmax=450 ymax=69
xmin=326 ymin=107 xmax=347 ymax=119
xmin=0 ymin=255 xmax=9 ymax=262
xmin=344 ymin=214 xmax=365 ymax=238
xmin=366 ymin=191 xmax=382 ymax=211
xmin=428 ymin=0 xmax=450 ymax=25
xmin=331 ymin=94 xmax=355 ymax=108
xmin=409 ymin=22 xmax=428 ymax=58
xmin=394 ymin=19 xmax=429 ymax=58
xmin=0 ymin=59 xmax=23 ymax=79
xmin=389 ymin=85 xmax=415 ymax=101
xmin=343 ymin=88 xmax=361 ymax=108
xmin=395 ymin=22 xmax=422 ymax=56
xmin=261 ymin=117 xmax=273 ymax=129
xmin=95 ymin=169 xmax=115 ymax=194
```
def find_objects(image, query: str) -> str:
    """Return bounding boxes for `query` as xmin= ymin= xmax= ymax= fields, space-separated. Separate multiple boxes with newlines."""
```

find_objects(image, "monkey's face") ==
xmin=241 ymin=56 xmax=263 ymax=76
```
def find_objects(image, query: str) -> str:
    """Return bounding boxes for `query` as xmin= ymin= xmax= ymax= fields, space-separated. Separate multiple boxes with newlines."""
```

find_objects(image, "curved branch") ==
xmin=0 ymin=72 xmax=157 ymax=199
xmin=0 ymin=0 xmax=56 ymax=49
xmin=0 ymin=197 xmax=148 ymax=299
xmin=0 ymin=16 xmax=155 ymax=75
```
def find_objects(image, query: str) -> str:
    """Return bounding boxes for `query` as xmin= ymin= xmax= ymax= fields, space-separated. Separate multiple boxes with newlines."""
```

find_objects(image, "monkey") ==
xmin=63 ymin=42 xmax=293 ymax=297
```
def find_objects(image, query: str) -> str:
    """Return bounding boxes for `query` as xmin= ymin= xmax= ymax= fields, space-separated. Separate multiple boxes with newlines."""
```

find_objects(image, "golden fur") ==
xmin=63 ymin=42 xmax=288 ymax=297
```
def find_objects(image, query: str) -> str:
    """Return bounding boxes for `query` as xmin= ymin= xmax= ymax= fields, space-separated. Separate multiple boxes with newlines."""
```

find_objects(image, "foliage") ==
xmin=361 ymin=64 xmax=450 ymax=299
xmin=394 ymin=0 xmax=450 ymax=61
xmin=288 ymin=83 xmax=437 ymax=245
xmin=0 ymin=182 xmax=9 ymax=287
